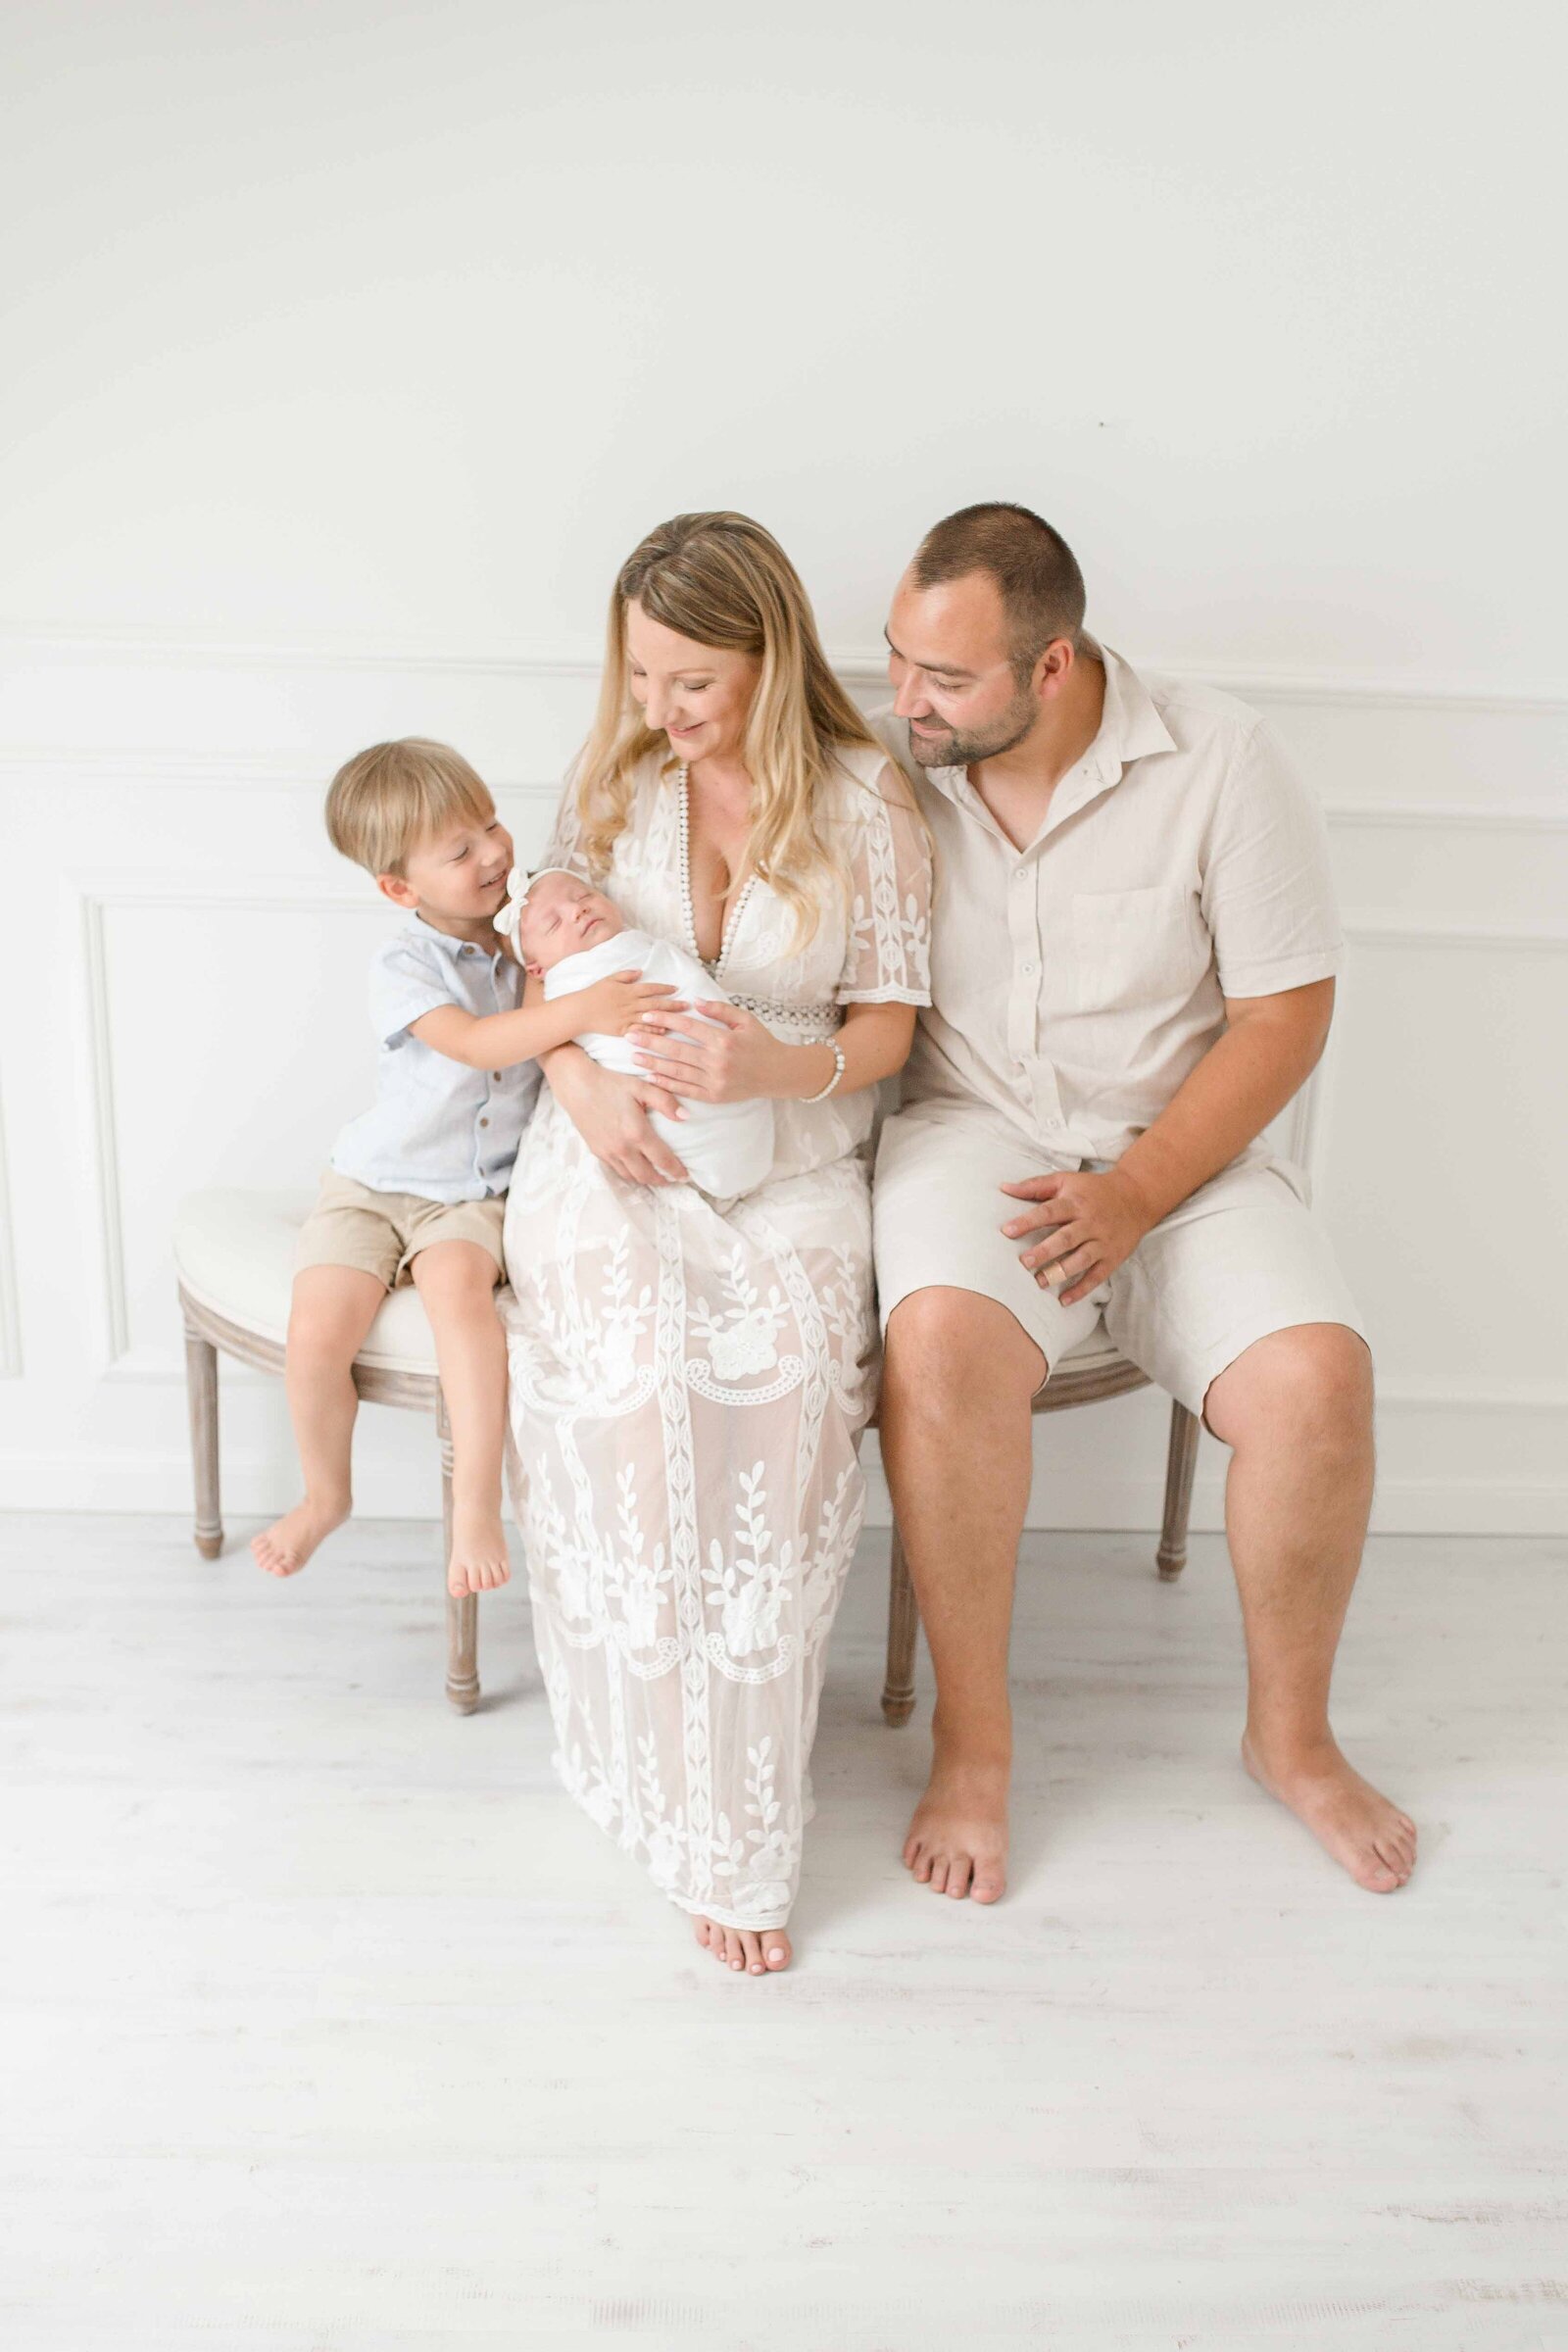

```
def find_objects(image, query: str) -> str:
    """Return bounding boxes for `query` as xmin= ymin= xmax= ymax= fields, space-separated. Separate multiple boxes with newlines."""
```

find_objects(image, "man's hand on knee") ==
xmin=1000 ymin=1167 xmax=1155 ymax=1305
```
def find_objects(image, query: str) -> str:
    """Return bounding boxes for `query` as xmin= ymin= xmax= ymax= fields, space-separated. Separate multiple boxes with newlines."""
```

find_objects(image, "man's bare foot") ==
xmin=692 ymin=1916 xmax=792 ymax=1976
xmin=1242 ymin=1729 xmax=1416 ymax=1892
xmin=447 ymin=1506 xmax=512 ymax=1598
xmin=903 ymin=1748 xmax=1009 ymax=1902
xmin=251 ymin=1496 xmax=349 ymax=1578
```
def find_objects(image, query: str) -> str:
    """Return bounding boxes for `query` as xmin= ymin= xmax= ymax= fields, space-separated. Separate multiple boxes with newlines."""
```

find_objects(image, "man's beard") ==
xmin=906 ymin=682 xmax=1038 ymax=768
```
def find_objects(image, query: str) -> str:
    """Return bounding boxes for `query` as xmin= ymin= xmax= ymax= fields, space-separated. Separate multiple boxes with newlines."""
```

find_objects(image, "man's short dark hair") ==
xmin=910 ymin=503 xmax=1088 ymax=681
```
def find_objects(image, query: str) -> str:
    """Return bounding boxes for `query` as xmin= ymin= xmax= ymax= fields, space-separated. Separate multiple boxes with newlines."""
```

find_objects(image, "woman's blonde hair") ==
xmin=325 ymin=738 xmax=493 ymax=878
xmin=573 ymin=512 xmax=888 ymax=950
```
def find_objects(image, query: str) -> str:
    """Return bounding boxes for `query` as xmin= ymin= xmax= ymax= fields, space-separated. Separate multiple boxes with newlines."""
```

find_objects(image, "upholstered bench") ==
xmin=878 ymin=1331 xmax=1200 ymax=1724
xmin=173 ymin=1188 xmax=496 ymax=1712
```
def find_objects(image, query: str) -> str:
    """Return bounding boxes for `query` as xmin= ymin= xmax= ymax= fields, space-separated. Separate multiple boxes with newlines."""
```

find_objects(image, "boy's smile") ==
xmin=377 ymin=803 xmax=515 ymax=943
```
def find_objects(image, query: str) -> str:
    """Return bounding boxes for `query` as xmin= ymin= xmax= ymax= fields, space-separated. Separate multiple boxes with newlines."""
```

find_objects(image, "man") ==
xmin=871 ymin=502 xmax=1415 ymax=1904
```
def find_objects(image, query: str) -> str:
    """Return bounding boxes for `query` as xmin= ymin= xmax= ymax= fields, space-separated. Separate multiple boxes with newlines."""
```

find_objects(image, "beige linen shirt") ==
xmin=871 ymin=648 xmax=1341 ymax=1164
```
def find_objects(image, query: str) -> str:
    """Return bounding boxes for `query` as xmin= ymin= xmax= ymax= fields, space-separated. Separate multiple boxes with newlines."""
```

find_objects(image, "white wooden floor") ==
xmin=2 ymin=1512 xmax=1564 ymax=2351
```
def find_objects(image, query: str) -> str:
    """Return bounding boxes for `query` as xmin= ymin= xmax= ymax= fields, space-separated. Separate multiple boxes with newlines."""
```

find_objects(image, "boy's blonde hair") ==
xmin=325 ymin=738 xmax=494 ymax=877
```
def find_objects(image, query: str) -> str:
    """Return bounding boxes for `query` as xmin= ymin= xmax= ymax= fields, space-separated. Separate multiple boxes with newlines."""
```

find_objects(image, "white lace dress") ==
xmin=501 ymin=744 xmax=932 ymax=1929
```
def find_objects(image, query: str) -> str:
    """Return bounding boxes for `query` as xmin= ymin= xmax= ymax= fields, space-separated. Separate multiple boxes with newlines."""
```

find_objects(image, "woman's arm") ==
xmin=632 ymin=999 xmax=917 ymax=1103
xmin=539 ymin=1041 xmax=692 ymax=1186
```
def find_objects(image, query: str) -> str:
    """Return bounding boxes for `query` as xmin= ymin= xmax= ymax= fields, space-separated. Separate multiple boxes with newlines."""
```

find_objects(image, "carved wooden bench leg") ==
xmin=1156 ymin=1399 xmax=1200 ymax=1581
xmin=882 ymin=1525 xmax=919 ymax=1727
xmin=182 ymin=1313 xmax=223 ymax=1559
xmin=437 ymin=1389 xmax=481 ymax=1713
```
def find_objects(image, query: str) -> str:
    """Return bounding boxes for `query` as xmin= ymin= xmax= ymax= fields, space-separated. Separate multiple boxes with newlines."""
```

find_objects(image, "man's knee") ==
xmin=882 ymin=1286 xmax=1044 ymax=1411
xmin=1204 ymin=1322 xmax=1373 ymax=1452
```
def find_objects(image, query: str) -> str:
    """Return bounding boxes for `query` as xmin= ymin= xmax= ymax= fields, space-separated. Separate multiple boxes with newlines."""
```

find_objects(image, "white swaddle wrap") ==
xmin=544 ymin=928 xmax=775 ymax=1199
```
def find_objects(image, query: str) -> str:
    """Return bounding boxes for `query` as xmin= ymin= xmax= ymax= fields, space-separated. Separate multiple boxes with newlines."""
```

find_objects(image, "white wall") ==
xmin=3 ymin=0 xmax=1565 ymax=1534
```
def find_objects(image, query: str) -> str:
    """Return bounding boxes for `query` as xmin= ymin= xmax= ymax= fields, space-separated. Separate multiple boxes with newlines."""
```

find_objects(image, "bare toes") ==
xmin=948 ymin=1856 xmax=974 ymax=1899
xmin=764 ymin=1935 xmax=791 ymax=1972
xmin=738 ymin=1931 xmax=764 ymax=1976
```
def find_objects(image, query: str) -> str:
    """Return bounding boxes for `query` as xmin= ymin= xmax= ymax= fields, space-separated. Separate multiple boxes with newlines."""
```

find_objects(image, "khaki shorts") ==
xmin=295 ymin=1169 xmax=507 ymax=1291
xmin=873 ymin=1102 xmax=1366 ymax=1417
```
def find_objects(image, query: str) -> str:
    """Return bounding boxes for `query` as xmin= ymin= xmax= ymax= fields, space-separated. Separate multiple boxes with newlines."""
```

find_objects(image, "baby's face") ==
xmin=517 ymin=872 xmax=626 ymax=971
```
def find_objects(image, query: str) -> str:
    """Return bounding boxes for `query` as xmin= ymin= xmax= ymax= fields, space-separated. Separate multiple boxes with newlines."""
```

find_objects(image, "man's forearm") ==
xmin=1114 ymin=986 xmax=1334 ymax=1229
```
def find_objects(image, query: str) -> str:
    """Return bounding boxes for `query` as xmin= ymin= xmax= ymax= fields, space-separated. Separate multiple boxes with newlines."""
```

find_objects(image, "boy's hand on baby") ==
xmin=581 ymin=971 xmax=681 ymax=1036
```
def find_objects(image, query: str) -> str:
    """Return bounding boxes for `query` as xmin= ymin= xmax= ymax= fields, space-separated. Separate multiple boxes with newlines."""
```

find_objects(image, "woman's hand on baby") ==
xmin=580 ymin=971 xmax=683 ymax=1036
xmin=545 ymin=1054 xmax=690 ymax=1185
xmin=633 ymin=1000 xmax=787 ymax=1102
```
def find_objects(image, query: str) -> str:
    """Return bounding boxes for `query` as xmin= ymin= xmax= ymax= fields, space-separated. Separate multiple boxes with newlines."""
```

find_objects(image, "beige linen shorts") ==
xmin=872 ymin=1102 xmax=1366 ymax=1417
xmin=295 ymin=1169 xmax=507 ymax=1291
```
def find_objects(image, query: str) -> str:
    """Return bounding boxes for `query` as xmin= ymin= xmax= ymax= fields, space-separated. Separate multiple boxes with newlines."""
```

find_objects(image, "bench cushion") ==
xmin=174 ymin=1188 xmax=506 ymax=1377
xmin=175 ymin=1188 xmax=1130 ymax=1388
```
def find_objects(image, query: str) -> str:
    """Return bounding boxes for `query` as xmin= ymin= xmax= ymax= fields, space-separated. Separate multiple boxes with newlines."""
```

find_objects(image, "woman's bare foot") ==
xmin=251 ymin=1495 xmax=349 ymax=1578
xmin=1242 ymin=1728 xmax=1417 ymax=1892
xmin=692 ymin=1916 xmax=792 ymax=1976
xmin=903 ymin=1746 xmax=1009 ymax=1902
xmin=447 ymin=1506 xmax=512 ymax=1598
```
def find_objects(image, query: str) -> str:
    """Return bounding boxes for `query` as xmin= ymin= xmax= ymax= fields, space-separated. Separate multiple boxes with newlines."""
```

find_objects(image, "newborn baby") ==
xmin=499 ymin=866 xmax=775 ymax=1199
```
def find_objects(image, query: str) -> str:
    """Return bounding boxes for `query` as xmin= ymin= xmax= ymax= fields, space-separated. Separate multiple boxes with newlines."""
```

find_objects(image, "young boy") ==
xmin=252 ymin=739 xmax=675 ymax=1598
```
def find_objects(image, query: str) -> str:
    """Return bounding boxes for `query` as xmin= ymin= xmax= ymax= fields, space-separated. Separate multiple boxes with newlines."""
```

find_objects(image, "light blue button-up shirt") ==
xmin=330 ymin=915 xmax=540 ymax=1202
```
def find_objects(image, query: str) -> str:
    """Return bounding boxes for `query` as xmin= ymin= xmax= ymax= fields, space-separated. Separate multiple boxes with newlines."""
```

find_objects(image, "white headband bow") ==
xmin=495 ymin=864 xmax=578 ymax=946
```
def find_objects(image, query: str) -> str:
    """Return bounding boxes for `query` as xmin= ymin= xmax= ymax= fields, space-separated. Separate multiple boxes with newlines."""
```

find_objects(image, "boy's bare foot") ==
xmin=693 ymin=1917 xmax=793 ymax=1976
xmin=251 ymin=1496 xmax=349 ymax=1578
xmin=447 ymin=1506 xmax=512 ymax=1597
xmin=1242 ymin=1728 xmax=1416 ymax=1892
xmin=903 ymin=1745 xmax=1009 ymax=1902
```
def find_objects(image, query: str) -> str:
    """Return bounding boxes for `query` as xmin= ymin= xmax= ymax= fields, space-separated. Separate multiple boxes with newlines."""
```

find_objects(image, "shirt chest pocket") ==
xmin=1064 ymin=884 xmax=1200 ymax=1015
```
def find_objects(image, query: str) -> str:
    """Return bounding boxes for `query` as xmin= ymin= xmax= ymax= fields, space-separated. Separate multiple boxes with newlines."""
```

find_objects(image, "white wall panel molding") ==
xmin=0 ymin=747 xmax=563 ymax=805
xmin=1323 ymin=803 xmax=1568 ymax=836
xmin=1343 ymin=913 xmax=1568 ymax=953
xmin=1 ymin=625 xmax=606 ymax=681
xmin=7 ymin=747 xmax=1566 ymax=841
xmin=75 ymin=877 xmax=370 ymax=1373
xmin=1376 ymin=1380 xmax=1568 ymax=1412
xmin=6 ymin=626 xmax=1567 ymax=717
xmin=0 ymin=1086 xmax=22 ymax=1379
xmin=77 ymin=892 xmax=129 ymax=1365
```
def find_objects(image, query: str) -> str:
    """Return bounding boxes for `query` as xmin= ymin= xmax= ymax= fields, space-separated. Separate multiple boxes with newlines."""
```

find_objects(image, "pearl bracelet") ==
xmin=804 ymin=1040 xmax=847 ymax=1102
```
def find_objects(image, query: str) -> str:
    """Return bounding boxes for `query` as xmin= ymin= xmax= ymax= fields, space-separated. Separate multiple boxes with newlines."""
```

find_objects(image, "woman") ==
xmin=501 ymin=512 xmax=931 ymax=1977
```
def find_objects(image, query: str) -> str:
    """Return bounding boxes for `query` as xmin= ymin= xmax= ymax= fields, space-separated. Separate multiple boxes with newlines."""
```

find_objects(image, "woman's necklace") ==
xmin=677 ymin=763 xmax=757 ymax=974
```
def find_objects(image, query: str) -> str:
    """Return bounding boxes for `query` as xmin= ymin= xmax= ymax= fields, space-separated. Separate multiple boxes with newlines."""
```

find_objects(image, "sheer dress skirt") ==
xmin=502 ymin=1091 xmax=878 ymax=1928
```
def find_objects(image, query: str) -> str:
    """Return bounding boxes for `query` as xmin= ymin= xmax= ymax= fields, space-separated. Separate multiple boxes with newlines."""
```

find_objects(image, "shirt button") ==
xmin=461 ymin=944 xmax=475 ymax=956
xmin=491 ymin=1071 xmax=503 ymax=1083
xmin=1022 ymin=960 xmax=1038 ymax=976
xmin=478 ymin=1116 xmax=489 ymax=1129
